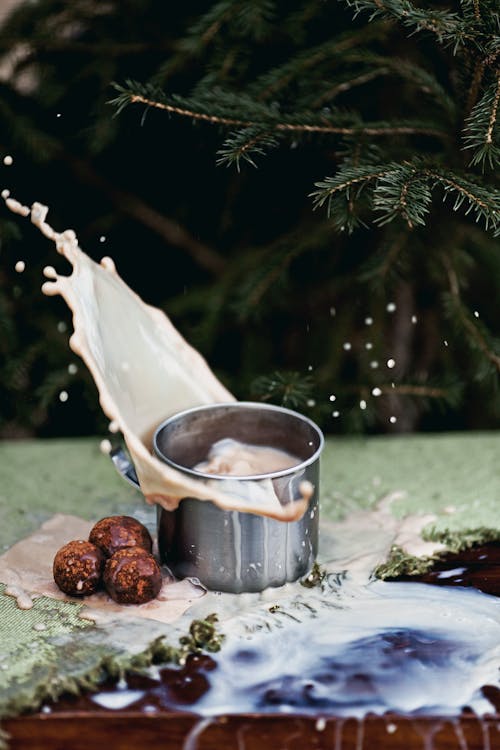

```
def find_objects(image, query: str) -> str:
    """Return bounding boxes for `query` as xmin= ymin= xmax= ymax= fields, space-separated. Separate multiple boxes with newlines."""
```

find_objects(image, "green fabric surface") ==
xmin=321 ymin=431 xmax=500 ymax=545
xmin=0 ymin=582 xmax=185 ymax=720
xmin=0 ymin=584 xmax=92 ymax=716
xmin=0 ymin=438 xmax=143 ymax=552
xmin=2 ymin=432 xmax=500 ymax=550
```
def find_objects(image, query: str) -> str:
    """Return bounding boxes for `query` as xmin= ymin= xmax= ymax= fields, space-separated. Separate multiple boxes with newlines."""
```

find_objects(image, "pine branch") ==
xmin=251 ymin=370 xmax=315 ymax=409
xmin=110 ymin=82 xmax=449 ymax=139
xmin=310 ymin=52 xmax=455 ymax=115
xmin=373 ymin=168 xmax=432 ymax=228
xmin=186 ymin=0 xmax=275 ymax=45
xmin=230 ymin=223 xmax=336 ymax=319
xmin=216 ymin=127 xmax=281 ymax=170
xmin=427 ymin=167 xmax=500 ymax=234
xmin=463 ymin=74 xmax=500 ymax=169
xmin=344 ymin=0 xmax=468 ymax=47
xmin=249 ymin=25 xmax=387 ymax=101
xmin=443 ymin=256 xmax=500 ymax=374
xmin=312 ymin=160 xmax=500 ymax=234
xmin=348 ymin=381 xmax=462 ymax=404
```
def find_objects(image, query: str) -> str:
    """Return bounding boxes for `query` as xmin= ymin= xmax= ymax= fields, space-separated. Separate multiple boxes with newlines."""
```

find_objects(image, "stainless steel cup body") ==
xmin=154 ymin=402 xmax=323 ymax=594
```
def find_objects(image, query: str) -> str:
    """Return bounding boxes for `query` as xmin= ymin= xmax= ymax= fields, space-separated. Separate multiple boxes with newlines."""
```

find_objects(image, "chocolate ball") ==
xmin=53 ymin=540 xmax=105 ymax=596
xmin=89 ymin=515 xmax=152 ymax=557
xmin=103 ymin=547 xmax=162 ymax=605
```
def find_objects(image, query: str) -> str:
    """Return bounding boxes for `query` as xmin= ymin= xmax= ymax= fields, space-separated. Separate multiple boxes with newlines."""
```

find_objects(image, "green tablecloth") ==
xmin=1 ymin=432 xmax=499 ymax=551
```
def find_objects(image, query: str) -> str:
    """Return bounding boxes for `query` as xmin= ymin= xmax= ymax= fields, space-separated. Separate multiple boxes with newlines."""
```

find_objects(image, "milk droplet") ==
xmin=99 ymin=235 xmax=106 ymax=243
xmin=443 ymin=340 xmax=449 ymax=347
xmin=364 ymin=317 xmax=373 ymax=325
xmin=360 ymin=400 xmax=367 ymax=410
xmin=306 ymin=399 xmax=316 ymax=407
xmin=389 ymin=416 xmax=397 ymax=424
xmin=370 ymin=361 xmax=379 ymax=369
xmin=1 ymin=189 xmax=10 ymax=199
xmin=365 ymin=342 xmax=373 ymax=350
xmin=68 ymin=363 xmax=78 ymax=375
xmin=386 ymin=723 xmax=397 ymax=734
xmin=41 ymin=705 xmax=52 ymax=714
xmin=307 ymin=365 xmax=313 ymax=371
xmin=411 ymin=315 xmax=418 ymax=324
xmin=474 ymin=310 xmax=479 ymax=318
xmin=3 ymin=155 xmax=13 ymax=166
xmin=14 ymin=260 xmax=25 ymax=273
xmin=56 ymin=113 xmax=61 ymax=118
xmin=100 ymin=439 xmax=112 ymax=455
xmin=329 ymin=307 xmax=336 ymax=317
xmin=43 ymin=265 xmax=57 ymax=279
xmin=386 ymin=302 xmax=396 ymax=313
xmin=387 ymin=358 xmax=396 ymax=369
xmin=343 ymin=342 xmax=351 ymax=351
xmin=316 ymin=718 xmax=326 ymax=731
xmin=59 ymin=390 xmax=69 ymax=402
xmin=57 ymin=321 xmax=67 ymax=333
xmin=332 ymin=411 xmax=340 ymax=418
xmin=372 ymin=387 xmax=382 ymax=397
xmin=329 ymin=394 xmax=336 ymax=402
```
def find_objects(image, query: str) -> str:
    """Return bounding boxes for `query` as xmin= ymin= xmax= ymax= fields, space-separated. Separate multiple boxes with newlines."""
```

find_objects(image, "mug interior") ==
xmin=154 ymin=402 xmax=323 ymax=480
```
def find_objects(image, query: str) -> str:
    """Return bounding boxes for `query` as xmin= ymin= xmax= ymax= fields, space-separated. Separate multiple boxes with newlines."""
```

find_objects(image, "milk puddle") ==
xmin=158 ymin=578 xmax=498 ymax=718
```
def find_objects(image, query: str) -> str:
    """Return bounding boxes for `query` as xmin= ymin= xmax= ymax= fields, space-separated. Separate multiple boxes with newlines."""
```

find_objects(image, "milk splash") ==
xmin=4 ymin=196 xmax=307 ymax=521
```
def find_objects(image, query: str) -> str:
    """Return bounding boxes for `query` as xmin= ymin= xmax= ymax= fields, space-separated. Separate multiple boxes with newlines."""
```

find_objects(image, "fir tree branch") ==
xmin=425 ymin=167 xmax=500 ymax=232
xmin=310 ymin=52 xmax=455 ymax=115
xmin=465 ymin=60 xmax=485 ymax=116
xmin=251 ymin=371 xmax=314 ymax=409
xmin=443 ymin=256 xmax=500 ymax=373
xmin=486 ymin=76 xmax=500 ymax=144
xmin=353 ymin=383 xmax=453 ymax=398
xmin=116 ymin=87 xmax=447 ymax=139
xmin=344 ymin=0 xmax=469 ymax=46
xmin=250 ymin=25 xmax=386 ymax=101
xmin=216 ymin=127 xmax=280 ymax=169
xmin=63 ymin=154 xmax=226 ymax=275
xmin=463 ymin=74 xmax=500 ymax=168
xmin=313 ymin=160 xmax=500 ymax=233
xmin=312 ymin=68 xmax=390 ymax=107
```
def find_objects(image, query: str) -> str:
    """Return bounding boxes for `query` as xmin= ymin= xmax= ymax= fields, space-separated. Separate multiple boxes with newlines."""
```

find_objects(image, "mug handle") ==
xmin=110 ymin=446 xmax=141 ymax=490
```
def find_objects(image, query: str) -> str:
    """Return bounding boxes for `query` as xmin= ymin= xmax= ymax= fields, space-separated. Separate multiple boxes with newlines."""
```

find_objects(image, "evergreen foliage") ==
xmin=0 ymin=0 xmax=499 ymax=436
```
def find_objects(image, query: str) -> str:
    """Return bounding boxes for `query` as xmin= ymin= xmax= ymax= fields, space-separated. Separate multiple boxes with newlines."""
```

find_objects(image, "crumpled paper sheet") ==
xmin=0 ymin=513 xmax=205 ymax=624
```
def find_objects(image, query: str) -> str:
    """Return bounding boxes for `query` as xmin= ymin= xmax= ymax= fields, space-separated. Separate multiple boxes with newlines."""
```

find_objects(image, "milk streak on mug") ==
xmin=153 ymin=403 xmax=324 ymax=593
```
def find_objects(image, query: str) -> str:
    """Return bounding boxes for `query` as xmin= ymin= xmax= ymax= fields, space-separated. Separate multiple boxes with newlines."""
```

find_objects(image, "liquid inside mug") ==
xmin=113 ymin=402 xmax=324 ymax=594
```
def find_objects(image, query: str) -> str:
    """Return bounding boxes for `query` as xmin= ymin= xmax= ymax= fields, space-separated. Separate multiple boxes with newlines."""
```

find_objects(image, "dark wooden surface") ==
xmin=5 ymin=712 xmax=500 ymax=750
xmin=4 ymin=543 xmax=500 ymax=749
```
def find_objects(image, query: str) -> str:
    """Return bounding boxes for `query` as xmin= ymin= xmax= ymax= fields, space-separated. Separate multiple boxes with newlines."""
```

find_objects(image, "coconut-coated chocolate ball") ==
xmin=89 ymin=515 xmax=152 ymax=557
xmin=103 ymin=547 xmax=162 ymax=605
xmin=53 ymin=540 xmax=105 ymax=596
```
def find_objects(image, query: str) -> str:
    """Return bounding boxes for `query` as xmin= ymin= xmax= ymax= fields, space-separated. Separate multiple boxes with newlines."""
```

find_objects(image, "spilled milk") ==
xmin=3 ymin=196 xmax=309 ymax=520
xmin=4 ymin=192 xmax=500 ymax=728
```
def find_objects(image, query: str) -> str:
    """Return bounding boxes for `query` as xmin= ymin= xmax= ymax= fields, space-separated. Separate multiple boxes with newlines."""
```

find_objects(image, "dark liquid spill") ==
xmin=390 ymin=542 xmax=500 ymax=596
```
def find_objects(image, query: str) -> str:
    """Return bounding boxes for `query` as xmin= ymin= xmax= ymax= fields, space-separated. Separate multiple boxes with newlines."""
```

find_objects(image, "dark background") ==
xmin=0 ymin=0 xmax=498 ymax=439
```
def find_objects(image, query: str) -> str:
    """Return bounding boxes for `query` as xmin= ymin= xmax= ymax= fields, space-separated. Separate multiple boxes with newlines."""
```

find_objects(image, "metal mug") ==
xmin=112 ymin=402 xmax=324 ymax=594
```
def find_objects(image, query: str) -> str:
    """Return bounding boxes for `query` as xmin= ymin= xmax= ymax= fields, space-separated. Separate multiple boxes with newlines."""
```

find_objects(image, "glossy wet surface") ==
xmin=35 ymin=543 xmax=500 ymax=720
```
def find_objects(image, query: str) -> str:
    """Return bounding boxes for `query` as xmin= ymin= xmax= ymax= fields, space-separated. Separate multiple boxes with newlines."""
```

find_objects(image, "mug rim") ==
xmin=153 ymin=401 xmax=324 ymax=481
